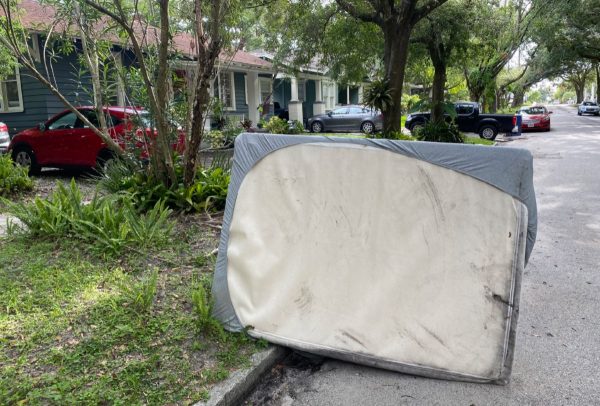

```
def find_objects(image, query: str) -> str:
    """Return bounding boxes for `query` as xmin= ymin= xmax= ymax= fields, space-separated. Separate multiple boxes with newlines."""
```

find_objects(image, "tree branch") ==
xmin=412 ymin=0 xmax=449 ymax=25
xmin=335 ymin=0 xmax=382 ymax=26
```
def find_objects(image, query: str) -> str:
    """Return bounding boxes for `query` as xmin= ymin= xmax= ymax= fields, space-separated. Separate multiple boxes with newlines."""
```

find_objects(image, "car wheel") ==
xmin=578 ymin=111 xmax=582 ymax=116
xmin=311 ymin=121 xmax=323 ymax=133
xmin=361 ymin=121 xmax=375 ymax=134
xmin=12 ymin=146 xmax=41 ymax=175
xmin=479 ymin=125 xmax=498 ymax=140
xmin=410 ymin=122 xmax=424 ymax=135
xmin=595 ymin=113 xmax=600 ymax=116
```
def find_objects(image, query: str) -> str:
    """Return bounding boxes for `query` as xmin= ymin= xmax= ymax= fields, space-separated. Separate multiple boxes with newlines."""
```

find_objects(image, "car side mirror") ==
xmin=327 ymin=111 xmax=332 ymax=117
xmin=38 ymin=123 xmax=46 ymax=132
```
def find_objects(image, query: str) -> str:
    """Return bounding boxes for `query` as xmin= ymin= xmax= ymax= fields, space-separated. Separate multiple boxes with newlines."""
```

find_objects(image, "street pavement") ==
xmin=244 ymin=105 xmax=600 ymax=405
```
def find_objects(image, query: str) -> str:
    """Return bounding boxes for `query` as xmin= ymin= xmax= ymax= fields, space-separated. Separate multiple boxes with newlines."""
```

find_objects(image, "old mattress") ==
xmin=212 ymin=133 xmax=536 ymax=384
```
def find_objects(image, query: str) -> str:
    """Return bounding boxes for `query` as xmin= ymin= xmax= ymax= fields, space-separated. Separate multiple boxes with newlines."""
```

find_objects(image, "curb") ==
xmin=195 ymin=345 xmax=289 ymax=406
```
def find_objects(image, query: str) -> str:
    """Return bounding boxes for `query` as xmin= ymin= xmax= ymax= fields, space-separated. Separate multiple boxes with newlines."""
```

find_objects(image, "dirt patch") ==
xmin=29 ymin=169 xmax=100 ymax=201
xmin=243 ymin=352 xmax=324 ymax=406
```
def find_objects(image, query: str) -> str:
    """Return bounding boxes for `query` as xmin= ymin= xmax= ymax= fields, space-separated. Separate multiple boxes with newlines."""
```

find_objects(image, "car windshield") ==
xmin=128 ymin=112 xmax=181 ymax=130
xmin=124 ymin=111 xmax=153 ymax=128
xmin=520 ymin=107 xmax=546 ymax=115
xmin=582 ymin=102 xmax=597 ymax=106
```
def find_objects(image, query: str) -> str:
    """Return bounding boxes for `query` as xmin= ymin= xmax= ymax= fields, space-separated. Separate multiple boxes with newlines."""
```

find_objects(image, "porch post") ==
xmin=313 ymin=79 xmax=325 ymax=115
xmin=346 ymin=85 xmax=350 ymax=105
xmin=288 ymin=76 xmax=303 ymax=122
xmin=290 ymin=76 xmax=299 ymax=101
xmin=247 ymin=71 xmax=259 ymax=125
xmin=358 ymin=85 xmax=364 ymax=105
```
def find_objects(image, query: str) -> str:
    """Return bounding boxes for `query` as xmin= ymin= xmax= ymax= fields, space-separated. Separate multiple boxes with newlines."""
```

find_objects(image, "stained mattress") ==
xmin=212 ymin=133 xmax=536 ymax=384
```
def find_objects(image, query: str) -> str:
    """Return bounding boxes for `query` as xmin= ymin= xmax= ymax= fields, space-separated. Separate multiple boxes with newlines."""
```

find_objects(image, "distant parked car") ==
xmin=8 ymin=106 xmax=185 ymax=175
xmin=578 ymin=101 xmax=599 ymax=116
xmin=307 ymin=105 xmax=383 ymax=134
xmin=0 ymin=122 xmax=9 ymax=154
xmin=517 ymin=105 xmax=552 ymax=131
xmin=406 ymin=101 xmax=517 ymax=140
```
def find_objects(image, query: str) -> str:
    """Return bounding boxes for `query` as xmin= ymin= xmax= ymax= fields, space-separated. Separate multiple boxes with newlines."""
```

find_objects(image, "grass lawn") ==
xmin=464 ymin=136 xmax=495 ymax=145
xmin=0 ymin=202 xmax=261 ymax=404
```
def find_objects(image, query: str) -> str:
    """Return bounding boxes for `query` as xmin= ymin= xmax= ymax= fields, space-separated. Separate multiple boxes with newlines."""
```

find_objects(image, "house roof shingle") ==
xmin=9 ymin=0 xmax=273 ymax=70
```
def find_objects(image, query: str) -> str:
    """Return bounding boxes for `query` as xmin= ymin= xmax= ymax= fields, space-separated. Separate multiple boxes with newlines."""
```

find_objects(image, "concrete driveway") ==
xmin=244 ymin=105 xmax=600 ymax=405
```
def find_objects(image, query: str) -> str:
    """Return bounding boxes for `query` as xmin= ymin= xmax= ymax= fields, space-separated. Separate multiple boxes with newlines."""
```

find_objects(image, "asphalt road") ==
xmin=244 ymin=105 xmax=600 ymax=406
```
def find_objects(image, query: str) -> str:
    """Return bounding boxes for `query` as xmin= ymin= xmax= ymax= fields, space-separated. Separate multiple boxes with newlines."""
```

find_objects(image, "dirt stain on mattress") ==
xmin=293 ymin=285 xmax=313 ymax=310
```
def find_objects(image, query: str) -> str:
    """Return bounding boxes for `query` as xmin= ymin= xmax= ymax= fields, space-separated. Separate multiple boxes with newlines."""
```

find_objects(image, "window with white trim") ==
xmin=0 ymin=69 xmax=24 ymax=113
xmin=218 ymin=71 xmax=236 ymax=110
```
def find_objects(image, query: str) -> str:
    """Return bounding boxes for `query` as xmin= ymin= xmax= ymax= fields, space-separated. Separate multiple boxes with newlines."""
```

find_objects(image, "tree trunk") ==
xmin=469 ymin=88 xmax=483 ymax=104
xmin=512 ymin=90 xmax=525 ymax=108
xmin=575 ymin=82 xmax=585 ymax=103
xmin=428 ymin=41 xmax=446 ymax=124
xmin=382 ymin=22 xmax=412 ymax=133
xmin=431 ymin=63 xmax=446 ymax=123
xmin=184 ymin=72 xmax=213 ymax=186
xmin=152 ymin=0 xmax=177 ymax=186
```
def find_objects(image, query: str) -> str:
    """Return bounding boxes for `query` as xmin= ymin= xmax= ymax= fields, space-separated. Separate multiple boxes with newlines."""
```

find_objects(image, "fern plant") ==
xmin=414 ymin=121 xmax=465 ymax=143
xmin=363 ymin=79 xmax=393 ymax=113
xmin=3 ymin=180 xmax=173 ymax=254
xmin=0 ymin=154 xmax=34 ymax=196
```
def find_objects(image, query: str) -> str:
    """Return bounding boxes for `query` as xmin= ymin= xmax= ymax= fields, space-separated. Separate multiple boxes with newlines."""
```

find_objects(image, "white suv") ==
xmin=578 ymin=101 xmax=600 ymax=116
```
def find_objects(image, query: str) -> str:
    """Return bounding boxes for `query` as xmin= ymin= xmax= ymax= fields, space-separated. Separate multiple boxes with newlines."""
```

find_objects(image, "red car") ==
xmin=517 ymin=105 xmax=552 ymax=132
xmin=8 ymin=107 xmax=185 ymax=174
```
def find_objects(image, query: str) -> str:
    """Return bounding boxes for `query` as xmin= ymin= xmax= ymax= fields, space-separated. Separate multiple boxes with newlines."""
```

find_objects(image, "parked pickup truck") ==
xmin=405 ymin=101 xmax=517 ymax=140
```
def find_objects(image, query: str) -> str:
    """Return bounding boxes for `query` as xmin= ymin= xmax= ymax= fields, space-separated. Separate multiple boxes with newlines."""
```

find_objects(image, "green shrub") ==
xmin=264 ymin=116 xmax=289 ymax=134
xmin=414 ymin=121 xmax=464 ymax=143
xmin=206 ymin=130 xmax=226 ymax=149
xmin=264 ymin=117 xmax=305 ymax=134
xmin=206 ymin=120 xmax=243 ymax=149
xmin=289 ymin=120 xmax=305 ymax=134
xmin=401 ymin=94 xmax=421 ymax=114
xmin=98 ymin=159 xmax=231 ymax=213
xmin=222 ymin=123 xmax=243 ymax=144
xmin=2 ymin=180 xmax=173 ymax=254
xmin=0 ymin=154 xmax=34 ymax=196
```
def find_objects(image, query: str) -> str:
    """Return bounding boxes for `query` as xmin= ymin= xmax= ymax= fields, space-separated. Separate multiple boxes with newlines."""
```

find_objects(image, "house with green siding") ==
xmin=0 ymin=0 xmax=366 ymax=136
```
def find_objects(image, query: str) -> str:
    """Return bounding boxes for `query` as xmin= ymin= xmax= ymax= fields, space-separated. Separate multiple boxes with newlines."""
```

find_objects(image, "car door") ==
xmin=455 ymin=104 xmax=477 ymax=133
xmin=345 ymin=107 xmax=365 ymax=131
xmin=71 ymin=109 xmax=107 ymax=166
xmin=39 ymin=111 xmax=79 ymax=165
xmin=325 ymin=107 xmax=349 ymax=131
